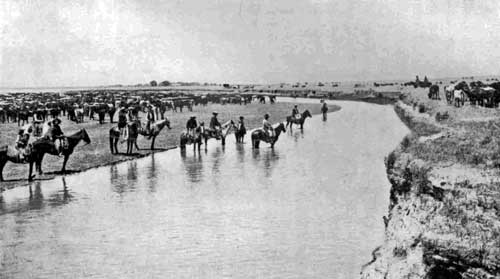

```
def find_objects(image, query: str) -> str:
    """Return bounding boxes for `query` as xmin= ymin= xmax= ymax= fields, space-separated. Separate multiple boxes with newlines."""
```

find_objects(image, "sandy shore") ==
xmin=1 ymin=101 xmax=339 ymax=190
xmin=361 ymin=87 xmax=500 ymax=278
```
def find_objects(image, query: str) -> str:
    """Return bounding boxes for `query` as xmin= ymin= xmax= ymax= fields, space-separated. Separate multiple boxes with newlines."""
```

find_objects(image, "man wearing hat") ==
xmin=209 ymin=111 xmax=222 ymax=139
xmin=262 ymin=113 xmax=274 ymax=140
xmin=292 ymin=105 xmax=301 ymax=120
xmin=186 ymin=115 xmax=198 ymax=139
xmin=238 ymin=116 xmax=246 ymax=135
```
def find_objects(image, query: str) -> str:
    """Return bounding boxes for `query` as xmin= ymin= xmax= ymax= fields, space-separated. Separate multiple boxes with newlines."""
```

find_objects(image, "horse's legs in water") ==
xmin=204 ymin=136 xmax=208 ymax=150
xmin=134 ymin=139 xmax=140 ymax=151
xmin=28 ymin=161 xmax=35 ymax=181
xmin=61 ymin=155 xmax=69 ymax=173
xmin=37 ymin=154 xmax=44 ymax=175
xmin=150 ymin=136 xmax=156 ymax=150
xmin=221 ymin=136 xmax=226 ymax=146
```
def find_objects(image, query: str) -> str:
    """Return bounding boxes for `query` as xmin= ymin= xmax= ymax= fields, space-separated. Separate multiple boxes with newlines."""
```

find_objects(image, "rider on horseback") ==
xmin=145 ymin=105 xmax=155 ymax=134
xmin=186 ymin=116 xmax=198 ymax=139
xmin=292 ymin=105 xmax=301 ymax=120
xmin=210 ymin=112 xmax=222 ymax=139
xmin=15 ymin=127 xmax=31 ymax=161
xmin=263 ymin=113 xmax=274 ymax=140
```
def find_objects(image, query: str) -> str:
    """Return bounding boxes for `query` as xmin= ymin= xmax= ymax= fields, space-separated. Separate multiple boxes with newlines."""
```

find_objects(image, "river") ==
xmin=0 ymin=99 xmax=408 ymax=278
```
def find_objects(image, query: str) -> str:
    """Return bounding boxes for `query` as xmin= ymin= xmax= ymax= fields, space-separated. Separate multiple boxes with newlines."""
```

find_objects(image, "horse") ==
xmin=138 ymin=118 xmax=171 ymax=150
xmin=285 ymin=109 xmax=312 ymax=130
xmin=251 ymin=122 xmax=286 ymax=149
xmin=445 ymin=85 xmax=455 ymax=104
xmin=37 ymin=129 xmax=91 ymax=175
xmin=234 ymin=123 xmax=246 ymax=143
xmin=179 ymin=127 xmax=203 ymax=151
xmin=428 ymin=84 xmax=440 ymax=100
xmin=75 ymin=108 xmax=84 ymax=123
xmin=109 ymin=119 xmax=171 ymax=154
xmin=453 ymin=89 xmax=465 ymax=107
xmin=200 ymin=120 xmax=235 ymax=150
xmin=0 ymin=139 xmax=58 ymax=181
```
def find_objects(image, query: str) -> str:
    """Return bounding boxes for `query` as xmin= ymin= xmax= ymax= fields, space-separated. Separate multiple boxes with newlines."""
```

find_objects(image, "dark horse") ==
xmin=109 ymin=118 xmax=171 ymax=154
xmin=179 ymin=127 xmax=203 ymax=151
xmin=251 ymin=122 xmax=286 ymax=149
xmin=0 ymin=139 xmax=58 ymax=181
xmin=234 ymin=123 xmax=246 ymax=143
xmin=285 ymin=109 xmax=312 ymax=130
xmin=428 ymin=84 xmax=440 ymax=100
xmin=36 ymin=129 xmax=91 ymax=176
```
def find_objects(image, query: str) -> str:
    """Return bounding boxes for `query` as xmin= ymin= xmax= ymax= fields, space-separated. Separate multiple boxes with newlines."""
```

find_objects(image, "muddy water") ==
xmin=0 ymin=99 xmax=408 ymax=278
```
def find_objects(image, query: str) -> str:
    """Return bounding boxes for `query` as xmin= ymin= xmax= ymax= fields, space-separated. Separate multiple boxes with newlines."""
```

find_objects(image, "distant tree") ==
xmin=150 ymin=80 xmax=158 ymax=87
xmin=159 ymin=80 xmax=171 ymax=86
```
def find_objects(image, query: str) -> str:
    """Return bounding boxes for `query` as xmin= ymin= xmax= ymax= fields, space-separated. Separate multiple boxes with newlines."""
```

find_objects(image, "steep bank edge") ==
xmin=360 ymin=101 xmax=500 ymax=279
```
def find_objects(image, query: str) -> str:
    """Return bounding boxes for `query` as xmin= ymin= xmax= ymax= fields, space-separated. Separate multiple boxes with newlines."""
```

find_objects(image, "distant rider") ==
xmin=262 ymin=113 xmax=274 ymax=139
xmin=209 ymin=111 xmax=222 ymax=139
xmin=321 ymin=101 xmax=328 ymax=114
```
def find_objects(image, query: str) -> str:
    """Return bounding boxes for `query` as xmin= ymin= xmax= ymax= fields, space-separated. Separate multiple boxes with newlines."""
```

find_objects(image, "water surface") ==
xmin=0 ymin=100 xmax=408 ymax=278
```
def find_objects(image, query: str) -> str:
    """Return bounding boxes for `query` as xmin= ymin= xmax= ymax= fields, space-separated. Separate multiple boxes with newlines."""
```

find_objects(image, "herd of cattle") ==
xmin=0 ymin=90 xmax=277 ymax=125
xmin=428 ymin=81 xmax=500 ymax=108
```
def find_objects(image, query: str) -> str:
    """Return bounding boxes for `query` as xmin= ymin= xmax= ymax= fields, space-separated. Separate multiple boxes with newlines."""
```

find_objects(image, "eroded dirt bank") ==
xmin=361 ymin=90 xmax=500 ymax=279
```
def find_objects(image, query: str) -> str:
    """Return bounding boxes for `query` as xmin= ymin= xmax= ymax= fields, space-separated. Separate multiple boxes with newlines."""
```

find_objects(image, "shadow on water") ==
xmin=180 ymin=148 xmax=204 ymax=183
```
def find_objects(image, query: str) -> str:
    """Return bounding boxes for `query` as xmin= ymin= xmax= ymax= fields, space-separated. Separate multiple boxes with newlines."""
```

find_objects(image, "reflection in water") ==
xmin=147 ymin=154 xmax=157 ymax=193
xmin=292 ymin=129 xmax=304 ymax=142
xmin=181 ymin=149 xmax=204 ymax=183
xmin=263 ymin=149 xmax=279 ymax=178
xmin=110 ymin=161 xmax=139 ymax=195
xmin=211 ymin=146 xmax=224 ymax=177
xmin=48 ymin=177 xmax=72 ymax=207
xmin=251 ymin=148 xmax=280 ymax=178
xmin=28 ymin=182 xmax=44 ymax=211
xmin=235 ymin=144 xmax=245 ymax=164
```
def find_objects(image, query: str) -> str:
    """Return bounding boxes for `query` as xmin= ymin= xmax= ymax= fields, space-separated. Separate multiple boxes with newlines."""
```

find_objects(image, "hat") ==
xmin=264 ymin=113 xmax=269 ymax=118
xmin=239 ymin=116 xmax=244 ymax=119
xmin=212 ymin=111 xmax=218 ymax=115
xmin=52 ymin=118 xmax=61 ymax=125
xmin=190 ymin=115 xmax=196 ymax=119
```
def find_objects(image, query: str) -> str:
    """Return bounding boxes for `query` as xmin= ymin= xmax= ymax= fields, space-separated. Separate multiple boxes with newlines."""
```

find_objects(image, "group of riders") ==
xmin=15 ymin=116 xmax=68 ymax=162
xmin=182 ymin=101 xmax=328 ymax=143
xmin=12 ymin=99 xmax=329 ymax=160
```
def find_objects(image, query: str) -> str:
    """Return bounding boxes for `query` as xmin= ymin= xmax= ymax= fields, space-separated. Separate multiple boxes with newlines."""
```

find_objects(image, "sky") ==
xmin=1 ymin=0 xmax=500 ymax=87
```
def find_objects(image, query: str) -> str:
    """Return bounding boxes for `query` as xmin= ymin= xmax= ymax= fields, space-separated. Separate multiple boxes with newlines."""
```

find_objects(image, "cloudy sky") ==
xmin=1 ymin=0 xmax=499 ymax=87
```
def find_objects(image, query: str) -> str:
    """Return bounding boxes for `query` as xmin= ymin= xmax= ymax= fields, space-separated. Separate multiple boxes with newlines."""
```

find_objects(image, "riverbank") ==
xmin=360 ymin=89 xmax=500 ymax=278
xmin=1 ymin=102 xmax=339 ymax=190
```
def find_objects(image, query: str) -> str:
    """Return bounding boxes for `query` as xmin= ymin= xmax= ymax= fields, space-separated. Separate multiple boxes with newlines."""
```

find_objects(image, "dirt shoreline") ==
xmin=360 ymin=90 xmax=500 ymax=278
xmin=1 ymin=101 xmax=340 ymax=190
